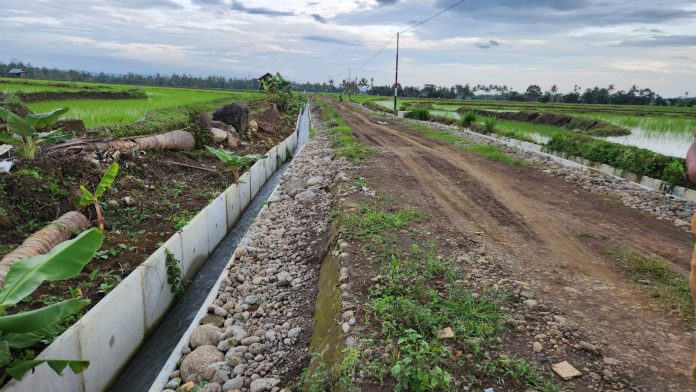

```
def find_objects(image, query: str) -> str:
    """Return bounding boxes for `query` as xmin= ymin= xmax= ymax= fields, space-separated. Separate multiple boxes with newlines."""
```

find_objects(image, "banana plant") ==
xmin=0 ymin=228 xmax=103 ymax=384
xmin=0 ymin=107 xmax=73 ymax=159
xmin=205 ymin=146 xmax=266 ymax=180
xmin=72 ymin=162 xmax=119 ymax=231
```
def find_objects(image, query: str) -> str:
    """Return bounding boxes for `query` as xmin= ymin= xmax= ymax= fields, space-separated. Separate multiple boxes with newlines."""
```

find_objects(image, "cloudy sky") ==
xmin=3 ymin=0 xmax=695 ymax=96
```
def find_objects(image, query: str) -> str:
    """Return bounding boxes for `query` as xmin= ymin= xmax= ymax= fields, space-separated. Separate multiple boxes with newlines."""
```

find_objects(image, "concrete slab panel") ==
xmin=141 ymin=247 xmax=175 ymax=330
xmin=206 ymin=195 xmax=227 ymax=252
xmin=238 ymin=173 xmax=251 ymax=213
xmin=250 ymin=161 xmax=263 ymax=198
xmin=277 ymin=142 xmax=287 ymax=163
xmin=180 ymin=211 xmax=208 ymax=280
xmin=80 ymin=268 xmax=145 ymax=392
xmin=224 ymin=184 xmax=241 ymax=230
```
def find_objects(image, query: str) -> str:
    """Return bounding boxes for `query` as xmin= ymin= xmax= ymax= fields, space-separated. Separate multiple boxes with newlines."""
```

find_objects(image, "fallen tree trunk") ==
xmin=0 ymin=211 xmax=90 ymax=287
xmin=48 ymin=130 xmax=196 ymax=153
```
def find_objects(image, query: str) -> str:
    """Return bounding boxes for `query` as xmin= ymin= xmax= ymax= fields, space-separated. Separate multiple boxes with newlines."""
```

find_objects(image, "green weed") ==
xmin=464 ymin=144 xmax=523 ymax=166
xmin=605 ymin=247 xmax=692 ymax=322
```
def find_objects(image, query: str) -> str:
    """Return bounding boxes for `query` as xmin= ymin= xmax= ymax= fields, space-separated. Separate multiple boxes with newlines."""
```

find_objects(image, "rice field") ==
xmin=26 ymin=86 xmax=259 ymax=128
xmin=371 ymin=98 xmax=696 ymax=157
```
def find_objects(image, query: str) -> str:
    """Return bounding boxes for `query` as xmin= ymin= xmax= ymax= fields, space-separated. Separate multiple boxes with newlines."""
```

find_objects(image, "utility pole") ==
xmin=393 ymin=32 xmax=400 ymax=115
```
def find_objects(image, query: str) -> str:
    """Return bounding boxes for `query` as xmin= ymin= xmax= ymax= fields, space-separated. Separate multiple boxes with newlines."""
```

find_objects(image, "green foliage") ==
xmin=204 ymin=146 xmax=266 ymax=180
xmin=663 ymin=160 xmax=686 ymax=190
xmin=0 ymin=229 xmax=103 ymax=383
xmin=405 ymin=108 xmax=430 ymax=121
xmin=165 ymin=249 xmax=185 ymax=296
xmin=605 ymin=247 xmax=692 ymax=322
xmin=0 ymin=106 xmax=72 ymax=159
xmin=546 ymin=133 xmax=687 ymax=187
xmin=464 ymin=144 xmax=523 ymax=166
xmin=169 ymin=210 xmax=196 ymax=230
xmin=324 ymin=117 xmax=374 ymax=162
xmin=482 ymin=117 xmax=497 ymax=133
xmin=72 ymin=162 xmax=119 ymax=230
xmin=260 ymin=73 xmax=293 ymax=111
xmin=390 ymin=330 xmax=454 ymax=392
xmin=406 ymin=123 xmax=522 ymax=165
xmin=459 ymin=111 xmax=476 ymax=127
xmin=342 ymin=203 xmax=423 ymax=240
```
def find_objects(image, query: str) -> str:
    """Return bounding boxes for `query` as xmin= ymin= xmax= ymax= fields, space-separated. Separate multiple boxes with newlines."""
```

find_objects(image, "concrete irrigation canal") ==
xmin=110 ymin=104 xmax=312 ymax=391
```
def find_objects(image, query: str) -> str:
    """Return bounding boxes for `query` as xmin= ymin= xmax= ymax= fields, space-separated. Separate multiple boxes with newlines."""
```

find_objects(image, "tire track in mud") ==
xmin=336 ymin=102 xmax=693 ymax=390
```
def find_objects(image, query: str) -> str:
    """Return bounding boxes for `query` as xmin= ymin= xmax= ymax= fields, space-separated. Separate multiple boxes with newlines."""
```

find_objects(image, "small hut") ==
xmin=8 ymin=68 xmax=25 ymax=78
xmin=258 ymin=72 xmax=272 ymax=90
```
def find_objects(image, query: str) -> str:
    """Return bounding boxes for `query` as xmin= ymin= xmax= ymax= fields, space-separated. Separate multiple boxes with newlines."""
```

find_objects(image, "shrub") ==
xmin=483 ymin=118 xmax=497 ymax=133
xmin=546 ymin=133 xmax=688 ymax=188
xmin=405 ymin=108 xmax=430 ymax=121
xmin=663 ymin=160 xmax=686 ymax=190
xmin=459 ymin=111 xmax=476 ymax=127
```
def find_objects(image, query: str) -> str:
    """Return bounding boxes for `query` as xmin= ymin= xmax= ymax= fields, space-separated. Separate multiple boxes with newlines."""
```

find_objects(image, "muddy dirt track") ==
xmin=335 ymin=101 xmax=693 ymax=390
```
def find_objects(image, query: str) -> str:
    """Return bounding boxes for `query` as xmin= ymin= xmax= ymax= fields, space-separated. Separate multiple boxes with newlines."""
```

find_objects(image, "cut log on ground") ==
xmin=48 ymin=130 xmax=196 ymax=153
xmin=0 ymin=211 xmax=90 ymax=287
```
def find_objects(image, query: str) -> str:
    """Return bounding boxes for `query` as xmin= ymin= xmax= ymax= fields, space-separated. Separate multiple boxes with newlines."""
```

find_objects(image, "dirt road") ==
xmin=335 ymin=102 xmax=693 ymax=390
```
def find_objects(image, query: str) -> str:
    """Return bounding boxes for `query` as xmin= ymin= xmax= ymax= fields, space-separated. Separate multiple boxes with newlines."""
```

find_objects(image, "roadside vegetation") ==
xmin=300 ymin=194 xmax=560 ymax=391
xmin=406 ymin=123 xmax=522 ymax=166
xmin=603 ymin=247 xmax=692 ymax=323
xmin=316 ymin=99 xmax=374 ymax=161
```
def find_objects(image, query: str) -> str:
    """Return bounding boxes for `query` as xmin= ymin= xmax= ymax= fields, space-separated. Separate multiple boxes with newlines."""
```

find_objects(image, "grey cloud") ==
xmin=376 ymin=0 xmax=400 ymax=5
xmin=434 ymin=0 xmax=694 ymax=27
xmin=230 ymin=1 xmax=294 ymax=16
xmin=437 ymin=0 xmax=587 ymax=11
xmin=112 ymin=0 xmax=184 ymax=9
xmin=617 ymin=34 xmax=696 ymax=47
xmin=310 ymin=14 xmax=327 ymax=23
xmin=476 ymin=40 xmax=500 ymax=49
xmin=303 ymin=35 xmax=361 ymax=47
xmin=671 ymin=55 xmax=692 ymax=60
xmin=633 ymin=27 xmax=666 ymax=33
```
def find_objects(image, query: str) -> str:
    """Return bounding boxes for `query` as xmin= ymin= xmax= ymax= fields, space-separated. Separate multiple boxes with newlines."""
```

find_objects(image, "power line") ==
xmin=355 ymin=34 xmax=397 ymax=71
xmin=329 ymin=0 xmax=467 ymax=81
xmin=399 ymin=0 xmax=466 ymax=34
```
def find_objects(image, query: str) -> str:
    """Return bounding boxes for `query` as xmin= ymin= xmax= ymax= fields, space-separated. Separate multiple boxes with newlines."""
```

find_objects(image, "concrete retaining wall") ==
xmin=1 ymin=104 xmax=307 ymax=392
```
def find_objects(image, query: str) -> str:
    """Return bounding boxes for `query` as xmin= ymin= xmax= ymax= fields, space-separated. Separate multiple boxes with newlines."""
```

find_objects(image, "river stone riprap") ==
xmin=164 ymin=120 xmax=352 ymax=391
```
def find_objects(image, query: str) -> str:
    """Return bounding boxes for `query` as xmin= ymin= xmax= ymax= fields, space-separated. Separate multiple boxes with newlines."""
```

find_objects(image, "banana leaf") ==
xmin=0 ymin=229 xmax=103 ymax=308
xmin=7 ymin=358 xmax=89 ymax=380
xmin=0 ymin=299 xmax=88 ymax=333
xmin=94 ymin=162 xmax=119 ymax=198
xmin=26 ymin=108 xmax=69 ymax=128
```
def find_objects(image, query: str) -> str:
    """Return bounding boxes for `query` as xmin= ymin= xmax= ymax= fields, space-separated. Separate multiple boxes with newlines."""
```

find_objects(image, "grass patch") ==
xmin=464 ymin=144 xmax=523 ymax=165
xmin=406 ymin=123 xmax=522 ymax=165
xmin=334 ymin=200 xmax=558 ymax=390
xmin=605 ymin=247 xmax=692 ymax=323
xmin=317 ymin=98 xmax=374 ymax=161
xmin=342 ymin=202 xmax=423 ymax=240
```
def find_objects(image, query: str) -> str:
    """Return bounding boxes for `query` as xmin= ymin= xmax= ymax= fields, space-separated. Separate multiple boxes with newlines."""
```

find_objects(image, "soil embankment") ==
xmin=459 ymin=108 xmax=630 ymax=136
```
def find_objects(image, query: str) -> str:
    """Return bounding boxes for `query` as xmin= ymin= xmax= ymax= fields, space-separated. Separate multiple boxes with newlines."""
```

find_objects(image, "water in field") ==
xmin=601 ymin=128 xmax=692 ymax=158
xmin=375 ymin=99 xmax=695 ymax=157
